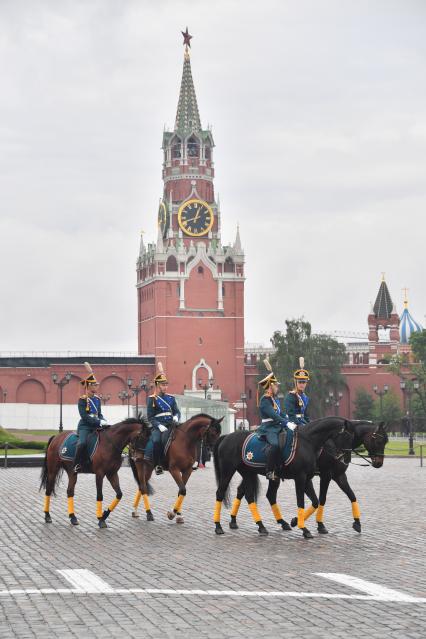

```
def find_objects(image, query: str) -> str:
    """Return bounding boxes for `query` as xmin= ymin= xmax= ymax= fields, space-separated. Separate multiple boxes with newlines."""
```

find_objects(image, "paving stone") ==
xmin=0 ymin=458 xmax=425 ymax=637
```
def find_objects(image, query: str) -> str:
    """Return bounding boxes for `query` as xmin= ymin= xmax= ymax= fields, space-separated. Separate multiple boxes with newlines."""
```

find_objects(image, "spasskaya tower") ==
xmin=136 ymin=29 xmax=245 ymax=404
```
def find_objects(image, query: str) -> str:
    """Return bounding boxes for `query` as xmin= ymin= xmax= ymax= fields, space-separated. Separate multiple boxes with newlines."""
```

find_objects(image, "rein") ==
xmin=100 ymin=423 xmax=144 ymax=457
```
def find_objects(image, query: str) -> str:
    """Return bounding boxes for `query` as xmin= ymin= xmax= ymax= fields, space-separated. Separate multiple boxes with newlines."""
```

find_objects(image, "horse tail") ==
xmin=39 ymin=435 xmax=63 ymax=496
xmin=213 ymin=435 xmax=232 ymax=508
xmin=128 ymin=456 xmax=155 ymax=495
xmin=244 ymin=472 xmax=260 ymax=504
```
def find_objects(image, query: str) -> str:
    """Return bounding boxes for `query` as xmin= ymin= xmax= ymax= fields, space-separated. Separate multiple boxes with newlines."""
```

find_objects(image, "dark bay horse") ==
xmin=129 ymin=413 xmax=223 ymax=524
xmin=290 ymin=420 xmax=388 ymax=534
xmin=213 ymin=417 xmax=353 ymax=538
xmin=40 ymin=417 xmax=149 ymax=528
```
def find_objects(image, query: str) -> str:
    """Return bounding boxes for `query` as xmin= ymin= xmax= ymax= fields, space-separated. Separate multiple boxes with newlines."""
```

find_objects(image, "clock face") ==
xmin=177 ymin=199 xmax=214 ymax=237
xmin=158 ymin=201 xmax=168 ymax=236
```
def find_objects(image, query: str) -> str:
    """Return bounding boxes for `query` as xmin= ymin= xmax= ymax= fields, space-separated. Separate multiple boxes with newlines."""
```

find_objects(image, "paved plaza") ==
xmin=0 ymin=457 xmax=425 ymax=638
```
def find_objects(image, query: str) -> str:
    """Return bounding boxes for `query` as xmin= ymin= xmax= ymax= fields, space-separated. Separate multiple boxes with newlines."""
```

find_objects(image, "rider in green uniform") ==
xmin=284 ymin=357 xmax=310 ymax=425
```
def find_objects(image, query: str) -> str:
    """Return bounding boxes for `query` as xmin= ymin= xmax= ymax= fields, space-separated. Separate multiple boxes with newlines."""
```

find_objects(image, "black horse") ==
xmin=213 ymin=417 xmax=353 ymax=538
xmin=289 ymin=420 xmax=388 ymax=534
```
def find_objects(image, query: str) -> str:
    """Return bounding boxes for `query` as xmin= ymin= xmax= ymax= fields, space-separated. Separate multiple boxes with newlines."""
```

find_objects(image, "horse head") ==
xmin=129 ymin=416 xmax=151 ymax=451
xmin=363 ymin=421 xmax=388 ymax=468
xmin=205 ymin=416 xmax=224 ymax=447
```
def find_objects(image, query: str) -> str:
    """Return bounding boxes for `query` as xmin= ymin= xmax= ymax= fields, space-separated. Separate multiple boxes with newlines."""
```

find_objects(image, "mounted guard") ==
xmin=74 ymin=362 xmax=108 ymax=473
xmin=284 ymin=357 xmax=310 ymax=425
xmin=146 ymin=362 xmax=181 ymax=474
xmin=256 ymin=359 xmax=289 ymax=482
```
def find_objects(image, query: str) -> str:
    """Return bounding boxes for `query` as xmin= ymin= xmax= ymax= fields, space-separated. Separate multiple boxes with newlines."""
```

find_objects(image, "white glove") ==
xmin=287 ymin=422 xmax=297 ymax=431
xmin=158 ymin=424 xmax=168 ymax=433
xmin=100 ymin=419 xmax=109 ymax=426
xmin=173 ymin=415 xmax=179 ymax=423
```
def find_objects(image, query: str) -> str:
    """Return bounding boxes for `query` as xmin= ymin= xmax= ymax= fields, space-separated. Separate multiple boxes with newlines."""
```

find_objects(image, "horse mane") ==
xmin=302 ymin=416 xmax=345 ymax=438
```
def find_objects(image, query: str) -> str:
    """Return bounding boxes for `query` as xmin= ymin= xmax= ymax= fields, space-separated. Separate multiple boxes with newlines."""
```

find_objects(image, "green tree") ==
xmin=410 ymin=330 xmax=426 ymax=365
xmin=373 ymin=389 xmax=402 ymax=425
xmin=264 ymin=318 xmax=346 ymax=419
xmin=353 ymin=388 xmax=375 ymax=420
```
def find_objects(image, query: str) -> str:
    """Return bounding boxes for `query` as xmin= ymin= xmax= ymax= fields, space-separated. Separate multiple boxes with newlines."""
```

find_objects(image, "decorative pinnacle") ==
xmin=402 ymin=287 xmax=409 ymax=308
xmin=181 ymin=27 xmax=193 ymax=50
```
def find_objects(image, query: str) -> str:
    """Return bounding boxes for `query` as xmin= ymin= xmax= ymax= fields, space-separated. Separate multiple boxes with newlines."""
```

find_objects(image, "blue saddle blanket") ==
xmin=59 ymin=432 xmax=100 ymax=462
xmin=242 ymin=430 xmax=298 ymax=468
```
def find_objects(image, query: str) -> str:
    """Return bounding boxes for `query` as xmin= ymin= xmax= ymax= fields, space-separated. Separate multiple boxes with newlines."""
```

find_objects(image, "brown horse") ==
xmin=129 ymin=413 xmax=223 ymax=524
xmin=39 ymin=417 xmax=149 ymax=528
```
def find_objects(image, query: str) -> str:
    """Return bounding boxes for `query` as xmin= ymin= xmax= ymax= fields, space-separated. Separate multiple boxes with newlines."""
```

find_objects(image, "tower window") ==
xmin=172 ymin=138 xmax=181 ymax=159
xmin=197 ymin=266 xmax=204 ymax=275
xmin=187 ymin=135 xmax=200 ymax=158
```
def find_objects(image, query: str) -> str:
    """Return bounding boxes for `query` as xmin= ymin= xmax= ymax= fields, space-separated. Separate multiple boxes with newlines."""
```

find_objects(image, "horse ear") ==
xmin=378 ymin=421 xmax=385 ymax=431
xmin=217 ymin=416 xmax=225 ymax=424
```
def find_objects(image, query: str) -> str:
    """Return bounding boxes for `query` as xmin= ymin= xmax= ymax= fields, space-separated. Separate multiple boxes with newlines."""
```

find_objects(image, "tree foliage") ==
xmin=372 ymin=389 xmax=402 ymax=424
xmin=264 ymin=318 xmax=346 ymax=419
xmin=353 ymin=388 xmax=375 ymax=421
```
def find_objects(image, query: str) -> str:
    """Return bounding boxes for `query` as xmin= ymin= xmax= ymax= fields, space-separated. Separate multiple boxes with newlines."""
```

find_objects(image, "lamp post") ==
xmin=118 ymin=390 xmax=132 ymax=417
xmin=127 ymin=376 xmax=149 ymax=418
xmin=400 ymin=380 xmax=418 ymax=456
xmin=2 ymin=389 xmax=7 ymax=403
xmin=240 ymin=392 xmax=247 ymax=430
xmin=373 ymin=384 xmax=388 ymax=421
xmin=325 ymin=390 xmax=343 ymax=416
xmin=52 ymin=371 xmax=72 ymax=432
xmin=99 ymin=393 xmax=111 ymax=405
xmin=198 ymin=377 xmax=214 ymax=399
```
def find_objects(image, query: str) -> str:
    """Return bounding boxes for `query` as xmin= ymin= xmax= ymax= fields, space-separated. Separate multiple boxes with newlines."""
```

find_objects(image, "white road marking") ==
xmin=0 ymin=570 xmax=424 ymax=603
xmin=58 ymin=569 xmax=115 ymax=593
xmin=316 ymin=573 xmax=420 ymax=603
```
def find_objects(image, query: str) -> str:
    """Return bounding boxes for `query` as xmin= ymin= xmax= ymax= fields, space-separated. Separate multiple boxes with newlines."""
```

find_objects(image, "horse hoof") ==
xmin=290 ymin=516 xmax=297 ymax=528
xmin=317 ymin=522 xmax=328 ymax=534
xmin=352 ymin=519 xmax=361 ymax=533
xmin=229 ymin=520 xmax=239 ymax=530
xmin=257 ymin=524 xmax=269 ymax=536
xmin=215 ymin=523 xmax=225 ymax=535
xmin=302 ymin=528 xmax=313 ymax=539
xmin=44 ymin=513 xmax=52 ymax=524
xmin=69 ymin=515 xmax=79 ymax=526
xmin=278 ymin=519 xmax=291 ymax=531
xmin=98 ymin=519 xmax=108 ymax=529
xmin=146 ymin=511 xmax=154 ymax=521
xmin=176 ymin=516 xmax=184 ymax=524
xmin=167 ymin=511 xmax=176 ymax=520
xmin=132 ymin=511 xmax=140 ymax=518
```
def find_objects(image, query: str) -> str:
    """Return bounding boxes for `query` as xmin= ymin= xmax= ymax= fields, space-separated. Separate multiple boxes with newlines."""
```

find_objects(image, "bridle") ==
xmin=351 ymin=429 xmax=388 ymax=466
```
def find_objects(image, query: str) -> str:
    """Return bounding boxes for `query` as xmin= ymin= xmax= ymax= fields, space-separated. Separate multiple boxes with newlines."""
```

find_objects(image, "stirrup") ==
xmin=73 ymin=464 xmax=81 ymax=474
xmin=155 ymin=465 xmax=163 ymax=475
xmin=265 ymin=470 xmax=279 ymax=482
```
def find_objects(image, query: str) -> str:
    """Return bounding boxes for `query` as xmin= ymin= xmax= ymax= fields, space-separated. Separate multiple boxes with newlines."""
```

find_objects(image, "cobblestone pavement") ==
xmin=0 ymin=458 xmax=425 ymax=638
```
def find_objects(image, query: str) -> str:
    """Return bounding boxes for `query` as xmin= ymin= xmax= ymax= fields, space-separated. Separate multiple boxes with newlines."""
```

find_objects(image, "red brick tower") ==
xmin=368 ymin=275 xmax=400 ymax=365
xmin=136 ymin=32 xmax=245 ymax=404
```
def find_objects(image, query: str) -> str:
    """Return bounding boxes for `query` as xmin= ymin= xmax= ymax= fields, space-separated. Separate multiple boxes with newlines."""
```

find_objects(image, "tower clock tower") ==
xmin=136 ymin=30 xmax=245 ymax=405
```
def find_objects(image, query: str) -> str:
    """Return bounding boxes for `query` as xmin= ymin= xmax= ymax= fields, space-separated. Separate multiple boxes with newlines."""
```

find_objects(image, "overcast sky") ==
xmin=1 ymin=0 xmax=425 ymax=352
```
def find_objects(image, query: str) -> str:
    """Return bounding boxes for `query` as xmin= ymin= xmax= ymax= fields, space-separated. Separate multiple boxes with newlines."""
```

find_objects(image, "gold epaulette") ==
xmin=148 ymin=394 xmax=156 ymax=398
xmin=80 ymin=395 xmax=87 ymax=399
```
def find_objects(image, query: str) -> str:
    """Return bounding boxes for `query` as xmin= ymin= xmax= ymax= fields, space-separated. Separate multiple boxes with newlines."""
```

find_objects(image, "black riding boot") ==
xmin=73 ymin=444 xmax=86 ymax=474
xmin=265 ymin=445 xmax=281 ymax=482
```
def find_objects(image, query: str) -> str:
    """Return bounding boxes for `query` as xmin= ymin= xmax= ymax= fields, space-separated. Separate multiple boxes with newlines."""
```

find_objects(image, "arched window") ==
xmin=187 ymin=135 xmax=200 ymax=158
xmin=172 ymin=137 xmax=181 ymax=159
xmin=166 ymin=255 xmax=178 ymax=272
xmin=224 ymin=257 xmax=235 ymax=273
xmin=205 ymin=145 xmax=211 ymax=160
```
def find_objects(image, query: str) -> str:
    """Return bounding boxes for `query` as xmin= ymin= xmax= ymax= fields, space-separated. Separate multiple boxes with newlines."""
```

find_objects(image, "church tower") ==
xmin=368 ymin=275 xmax=400 ymax=365
xmin=136 ymin=30 xmax=245 ymax=404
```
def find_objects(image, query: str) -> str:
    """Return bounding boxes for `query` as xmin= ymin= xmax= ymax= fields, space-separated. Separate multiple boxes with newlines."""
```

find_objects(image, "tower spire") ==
xmin=175 ymin=29 xmax=201 ymax=135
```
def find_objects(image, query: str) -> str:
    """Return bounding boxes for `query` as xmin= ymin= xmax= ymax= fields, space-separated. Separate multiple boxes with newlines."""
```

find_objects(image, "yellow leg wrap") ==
xmin=271 ymin=503 xmax=282 ymax=522
xmin=304 ymin=504 xmax=317 ymax=520
xmin=352 ymin=501 xmax=361 ymax=519
xmin=108 ymin=497 xmax=120 ymax=513
xmin=96 ymin=500 xmax=103 ymax=519
xmin=142 ymin=494 xmax=151 ymax=511
xmin=316 ymin=505 xmax=324 ymax=523
xmin=248 ymin=502 xmax=261 ymax=523
xmin=213 ymin=500 xmax=222 ymax=523
xmin=67 ymin=497 xmax=75 ymax=516
xmin=173 ymin=494 xmax=184 ymax=512
xmin=230 ymin=498 xmax=241 ymax=517
xmin=43 ymin=496 xmax=51 ymax=513
xmin=297 ymin=507 xmax=305 ymax=529
xmin=133 ymin=490 xmax=142 ymax=509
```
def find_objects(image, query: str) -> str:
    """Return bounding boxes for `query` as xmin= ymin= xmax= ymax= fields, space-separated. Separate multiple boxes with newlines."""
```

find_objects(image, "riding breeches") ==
xmin=76 ymin=425 xmax=97 ymax=447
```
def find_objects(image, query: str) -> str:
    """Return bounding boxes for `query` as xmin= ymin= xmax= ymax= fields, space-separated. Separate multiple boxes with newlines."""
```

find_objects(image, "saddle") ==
xmin=242 ymin=429 xmax=298 ymax=469
xmin=59 ymin=432 xmax=100 ymax=472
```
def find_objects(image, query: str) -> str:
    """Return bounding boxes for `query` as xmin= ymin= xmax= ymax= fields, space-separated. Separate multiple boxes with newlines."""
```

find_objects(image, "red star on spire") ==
xmin=181 ymin=27 xmax=193 ymax=48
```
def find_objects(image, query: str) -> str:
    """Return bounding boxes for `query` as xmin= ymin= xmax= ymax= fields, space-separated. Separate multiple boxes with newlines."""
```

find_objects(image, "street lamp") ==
xmin=240 ymin=392 xmax=247 ymax=430
xmin=118 ymin=390 xmax=132 ymax=417
xmin=2 ymin=389 xmax=7 ymax=403
xmin=198 ymin=377 xmax=214 ymax=399
xmin=127 ymin=376 xmax=150 ymax=418
xmin=400 ymin=380 xmax=418 ymax=456
xmin=373 ymin=384 xmax=389 ymax=421
xmin=325 ymin=390 xmax=343 ymax=416
xmin=99 ymin=393 xmax=111 ymax=405
xmin=52 ymin=371 xmax=72 ymax=432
